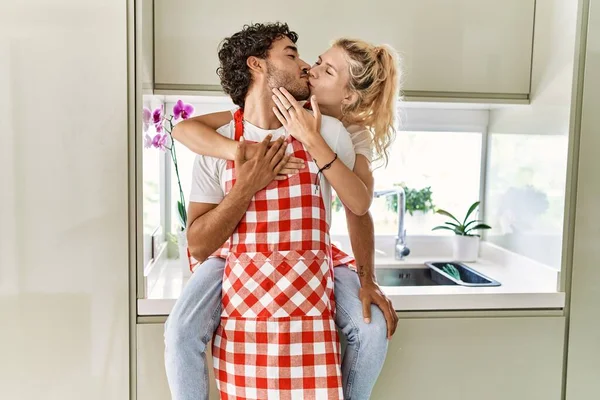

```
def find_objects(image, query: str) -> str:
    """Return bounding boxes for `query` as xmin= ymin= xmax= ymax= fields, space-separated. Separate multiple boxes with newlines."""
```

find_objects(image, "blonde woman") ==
xmin=165 ymin=24 xmax=401 ymax=400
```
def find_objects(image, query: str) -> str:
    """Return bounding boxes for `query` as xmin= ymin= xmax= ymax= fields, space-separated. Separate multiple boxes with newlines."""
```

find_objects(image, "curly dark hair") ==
xmin=217 ymin=22 xmax=299 ymax=108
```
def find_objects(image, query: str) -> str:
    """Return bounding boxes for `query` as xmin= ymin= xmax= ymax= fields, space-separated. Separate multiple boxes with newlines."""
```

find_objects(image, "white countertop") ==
xmin=138 ymin=242 xmax=565 ymax=316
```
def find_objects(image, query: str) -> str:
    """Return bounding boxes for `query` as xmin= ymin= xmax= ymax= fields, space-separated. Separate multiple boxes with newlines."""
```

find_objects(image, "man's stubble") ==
xmin=266 ymin=61 xmax=310 ymax=101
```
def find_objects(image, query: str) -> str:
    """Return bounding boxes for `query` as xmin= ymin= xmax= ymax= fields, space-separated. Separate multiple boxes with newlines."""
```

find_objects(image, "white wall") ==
xmin=485 ymin=0 xmax=579 ymax=267
xmin=0 ymin=1 xmax=130 ymax=399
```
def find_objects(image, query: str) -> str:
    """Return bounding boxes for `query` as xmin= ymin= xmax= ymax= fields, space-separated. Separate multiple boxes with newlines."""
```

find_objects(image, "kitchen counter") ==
xmin=138 ymin=242 xmax=565 ymax=315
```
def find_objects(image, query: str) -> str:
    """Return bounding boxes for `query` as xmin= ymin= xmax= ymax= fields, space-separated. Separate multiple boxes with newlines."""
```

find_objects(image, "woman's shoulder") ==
xmin=346 ymin=124 xmax=368 ymax=135
xmin=346 ymin=124 xmax=374 ymax=161
xmin=346 ymin=125 xmax=372 ymax=143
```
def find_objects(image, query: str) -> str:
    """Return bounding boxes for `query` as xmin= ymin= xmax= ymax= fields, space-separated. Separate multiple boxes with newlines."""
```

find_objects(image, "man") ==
xmin=165 ymin=22 xmax=397 ymax=399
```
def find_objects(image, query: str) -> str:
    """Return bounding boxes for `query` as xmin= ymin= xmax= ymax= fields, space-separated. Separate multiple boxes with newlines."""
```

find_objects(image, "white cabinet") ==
xmin=137 ymin=324 xmax=220 ymax=400
xmin=137 ymin=325 xmax=172 ymax=400
xmin=154 ymin=0 xmax=534 ymax=100
xmin=137 ymin=315 xmax=564 ymax=400
xmin=371 ymin=316 xmax=565 ymax=400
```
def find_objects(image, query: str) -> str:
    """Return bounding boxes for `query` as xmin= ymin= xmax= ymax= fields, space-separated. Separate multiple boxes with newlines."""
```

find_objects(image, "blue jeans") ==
xmin=164 ymin=257 xmax=389 ymax=400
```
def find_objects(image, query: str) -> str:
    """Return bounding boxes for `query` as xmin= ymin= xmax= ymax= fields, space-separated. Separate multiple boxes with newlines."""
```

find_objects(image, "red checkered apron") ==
xmin=188 ymin=98 xmax=355 ymax=273
xmin=192 ymin=240 xmax=354 ymax=272
xmin=211 ymin=109 xmax=343 ymax=399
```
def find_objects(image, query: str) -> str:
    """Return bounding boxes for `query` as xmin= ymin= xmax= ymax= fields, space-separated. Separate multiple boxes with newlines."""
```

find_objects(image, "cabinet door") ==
xmin=138 ymin=316 xmax=564 ymax=400
xmin=155 ymin=0 xmax=534 ymax=98
xmin=137 ymin=324 xmax=220 ymax=400
xmin=371 ymin=316 xmax=565 ymax=400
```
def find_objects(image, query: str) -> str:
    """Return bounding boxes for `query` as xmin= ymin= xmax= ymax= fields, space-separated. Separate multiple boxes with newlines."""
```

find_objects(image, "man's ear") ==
xmin=247 ymin=56 xmax=264 ymax=73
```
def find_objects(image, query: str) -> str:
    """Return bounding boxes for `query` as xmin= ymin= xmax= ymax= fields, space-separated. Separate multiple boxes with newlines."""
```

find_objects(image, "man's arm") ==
xmin=344 ymin=155 xmax=399 ymax=338
xmin=187 ymin=135 xmax=289 ymax=262
xmin=187 ymin=186 xmax=254 ymax=262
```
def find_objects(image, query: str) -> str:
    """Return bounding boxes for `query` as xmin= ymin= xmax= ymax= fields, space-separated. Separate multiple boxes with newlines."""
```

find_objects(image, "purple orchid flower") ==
xmin=151 ymin=133 xmax=169 ymax=151
xmin=152 ymin=105 xmax=164 ymax=132
xmin=144 ymin=133 xmax=153 ymax=149
xmin=173 ymin=100 xmax=194 ymax=120
xmin=142 ymin=107 xmax=152 ymax=132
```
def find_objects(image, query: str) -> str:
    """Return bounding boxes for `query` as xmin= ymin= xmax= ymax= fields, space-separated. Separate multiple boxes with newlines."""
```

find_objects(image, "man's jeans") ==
xmin=165 ymin=257 xmax=389 ymax=400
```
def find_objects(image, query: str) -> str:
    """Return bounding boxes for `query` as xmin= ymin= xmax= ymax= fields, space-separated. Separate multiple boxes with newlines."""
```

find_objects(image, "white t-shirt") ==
xmin=347 ymin=124 xmax=373 ymax=163
xmin=189 ymin=114 xmax=356 ymax=226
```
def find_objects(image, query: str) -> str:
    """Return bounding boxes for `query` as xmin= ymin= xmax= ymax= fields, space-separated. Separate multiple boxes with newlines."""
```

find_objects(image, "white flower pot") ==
xmin=452 ymin=235 xmax=480 ymax=262
xmin=177 ymin=230 xmax=192 ymax=278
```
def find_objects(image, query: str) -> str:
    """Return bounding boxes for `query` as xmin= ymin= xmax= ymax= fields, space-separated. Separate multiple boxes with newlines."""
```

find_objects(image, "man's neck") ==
xmin=243 ymin=88 xmax=282 ymax=130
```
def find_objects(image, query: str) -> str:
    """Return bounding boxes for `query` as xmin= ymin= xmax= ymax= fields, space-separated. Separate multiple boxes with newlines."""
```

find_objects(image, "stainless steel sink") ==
xmin=375 ymin=262 xmax=501 ymax=287
xmin=426 ymin=262 xmax=501 ymax=287
xmin=375 ymin=267 xmax=458 ymax=286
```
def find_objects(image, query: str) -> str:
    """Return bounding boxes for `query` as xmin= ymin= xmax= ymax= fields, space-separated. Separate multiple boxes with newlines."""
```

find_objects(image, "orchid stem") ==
xmin=166 ymin=118 xmax=186 ymax=227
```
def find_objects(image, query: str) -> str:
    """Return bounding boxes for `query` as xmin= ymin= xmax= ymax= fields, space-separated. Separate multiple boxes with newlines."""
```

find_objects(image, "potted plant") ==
xmin=432 ymin=201 xmax=492 ymax=261
xmin=144 ymin=99 xmax=194 ymax=276
xmin=387 ymin=184 xmax=436 ymax=232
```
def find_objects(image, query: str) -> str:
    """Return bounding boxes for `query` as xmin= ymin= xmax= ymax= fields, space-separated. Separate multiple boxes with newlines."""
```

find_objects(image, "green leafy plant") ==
xmin=386 ymin=184 xmax=435 ymax=216
xmin=432 ymin=201 xmax=492 ymax=236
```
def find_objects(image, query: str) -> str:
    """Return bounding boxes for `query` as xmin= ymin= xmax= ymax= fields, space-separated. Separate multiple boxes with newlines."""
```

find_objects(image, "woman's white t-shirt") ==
xmin=346 ymin=124 xmax=373 ymax=163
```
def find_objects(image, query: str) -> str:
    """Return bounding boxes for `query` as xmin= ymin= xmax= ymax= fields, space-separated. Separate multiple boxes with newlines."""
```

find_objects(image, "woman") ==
xmin=173 ymin=37 xmax=400 ymax=399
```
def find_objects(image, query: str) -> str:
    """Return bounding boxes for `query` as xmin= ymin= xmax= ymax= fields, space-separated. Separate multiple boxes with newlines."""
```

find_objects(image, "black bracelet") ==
xmin=314 ymin=153 xmax=338 ymax=191
xmin=318 ymin=153 xmax=338 ymax=173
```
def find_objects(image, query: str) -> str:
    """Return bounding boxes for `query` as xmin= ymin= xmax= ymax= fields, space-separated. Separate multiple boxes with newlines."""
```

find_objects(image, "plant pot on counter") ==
xmin=452 ymin=235 xmax=480 ymax=262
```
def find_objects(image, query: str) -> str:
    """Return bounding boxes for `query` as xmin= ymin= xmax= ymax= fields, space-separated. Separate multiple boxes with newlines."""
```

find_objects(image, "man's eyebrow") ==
xmin=284 ymin=45 xmax=298 ymax=54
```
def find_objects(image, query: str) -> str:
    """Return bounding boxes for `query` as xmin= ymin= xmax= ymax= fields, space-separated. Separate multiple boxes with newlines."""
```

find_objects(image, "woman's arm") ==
xmin=171 ymin=111 xmax=237 ymax=160
xmin=345 ymin=156 xmax=376 ymax=276
xmin=305 ymin=134 xmax=373 ymax=215
xmin=272 ymin=89 xmax=373 ymax=215
xmin=173 ymin=110 xmax=305 ymax=178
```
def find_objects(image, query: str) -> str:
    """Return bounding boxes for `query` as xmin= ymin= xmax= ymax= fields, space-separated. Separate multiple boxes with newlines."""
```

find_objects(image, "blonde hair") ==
xmin=333 ymin=38 xmax=401 ymax=166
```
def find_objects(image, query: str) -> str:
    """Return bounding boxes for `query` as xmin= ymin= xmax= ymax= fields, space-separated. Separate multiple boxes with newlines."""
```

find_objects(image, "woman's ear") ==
xmin=342 ymin=91 xmax=359 ymax=106
xmin=246 ymin=56 xmax=264 ymax=73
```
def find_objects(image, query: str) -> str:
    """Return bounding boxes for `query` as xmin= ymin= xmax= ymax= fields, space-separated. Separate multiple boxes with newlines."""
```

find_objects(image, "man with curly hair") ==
xmin=165 ymin=22 xmax=393 ymax=399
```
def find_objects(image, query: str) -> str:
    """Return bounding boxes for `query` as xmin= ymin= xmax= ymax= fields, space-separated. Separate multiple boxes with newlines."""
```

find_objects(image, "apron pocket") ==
xmin=222 ymin=250 xmax=334 ymax=318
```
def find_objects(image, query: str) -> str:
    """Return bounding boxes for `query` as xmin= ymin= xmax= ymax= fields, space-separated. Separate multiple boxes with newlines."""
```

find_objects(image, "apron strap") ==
xmin=233 ymin=108 xmax=244 ymax=141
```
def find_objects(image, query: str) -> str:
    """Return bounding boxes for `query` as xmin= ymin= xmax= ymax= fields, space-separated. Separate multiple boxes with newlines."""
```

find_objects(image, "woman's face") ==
xmin=308 ymin=46 xmax=354 ymax=118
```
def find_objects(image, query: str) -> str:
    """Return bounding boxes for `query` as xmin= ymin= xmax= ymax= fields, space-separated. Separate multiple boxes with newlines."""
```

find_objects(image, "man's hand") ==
xmin=234 ymin=134 xmax=290 ymax=194
xmin=244 ymin=138 xmax=305 ymax=180
xmin=359 ymin=280 xmax=399 ymax=339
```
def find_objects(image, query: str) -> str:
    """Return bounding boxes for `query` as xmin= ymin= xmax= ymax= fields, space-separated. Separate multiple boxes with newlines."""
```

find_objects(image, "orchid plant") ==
xmin=143 ymin=100 xmax=194 ymax=230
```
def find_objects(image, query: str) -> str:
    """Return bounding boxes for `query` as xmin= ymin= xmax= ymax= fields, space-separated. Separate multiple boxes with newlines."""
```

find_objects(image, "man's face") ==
xmin=265 ymin=37 xmax=311 ymax=101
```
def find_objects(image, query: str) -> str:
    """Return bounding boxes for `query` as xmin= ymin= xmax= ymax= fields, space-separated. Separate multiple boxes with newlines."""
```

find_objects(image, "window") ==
xmin=485 ymin=133 xmax=568 ymax=269
xmin=331 ymin=131 xmax=483 ymax=237
xmin=142 ymin=96 xmax=167 ymax=268
xmin=140 ymin=98 xmax=492 ymax=302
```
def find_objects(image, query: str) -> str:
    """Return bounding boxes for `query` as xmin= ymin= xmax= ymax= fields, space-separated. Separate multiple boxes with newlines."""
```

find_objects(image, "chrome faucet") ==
xmin=374 ymin=188 xmax=410 ymax=260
